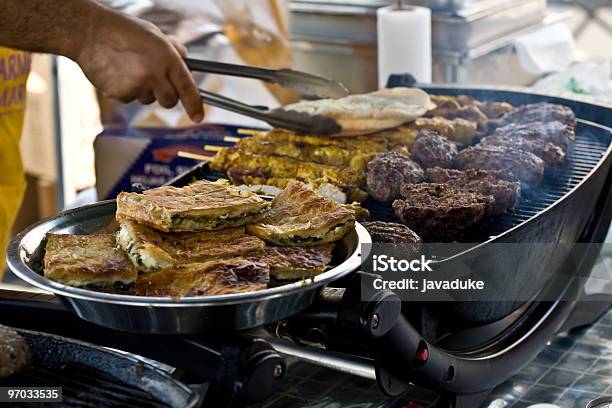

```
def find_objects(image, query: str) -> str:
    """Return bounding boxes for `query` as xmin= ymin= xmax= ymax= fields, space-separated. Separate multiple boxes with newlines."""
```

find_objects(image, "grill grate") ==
xmin=0 ymin=363 xmax=171 ymax=408
xmin=180 ymin=121 xmax=610 ymax=245
xmin=365 ymin=121 xmax=611 ymax=243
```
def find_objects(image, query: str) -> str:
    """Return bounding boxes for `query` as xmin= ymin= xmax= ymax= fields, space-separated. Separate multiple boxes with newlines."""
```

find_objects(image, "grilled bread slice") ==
xmin=248 ymin=244 xmax=334 ymax=280
xmin=247 ymin=181 xmax=355 ymax=246
xmin=116 ymin=179 xmax=270 ymax=232
xmin=117 ymin=220 xmax=265 ymax=273
xmin=133 ymin=259 xmax=269 ymax=298
xmin=44 ymin=233 xmax=137 ymax=289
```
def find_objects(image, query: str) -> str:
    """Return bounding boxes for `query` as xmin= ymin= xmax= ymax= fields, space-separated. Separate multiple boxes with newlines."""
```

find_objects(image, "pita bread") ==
xmin=282 ymin=87 xmax=431 ymax=136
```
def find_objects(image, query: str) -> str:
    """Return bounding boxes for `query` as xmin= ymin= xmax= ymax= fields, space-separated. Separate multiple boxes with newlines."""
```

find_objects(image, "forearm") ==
xmin=0 ymin=0 xmax=204 ymax=121
xmin=0 ymin=0 xmax=110 ymax=60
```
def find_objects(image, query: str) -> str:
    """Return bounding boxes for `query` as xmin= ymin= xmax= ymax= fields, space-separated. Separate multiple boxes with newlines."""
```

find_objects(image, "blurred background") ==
xmin=9 ymin=0 xmax=612 ymax=275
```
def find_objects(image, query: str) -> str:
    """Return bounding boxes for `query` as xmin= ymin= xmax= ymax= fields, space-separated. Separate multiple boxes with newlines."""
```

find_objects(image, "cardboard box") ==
xmin=94 ymin=123 xmax=246 ymax=200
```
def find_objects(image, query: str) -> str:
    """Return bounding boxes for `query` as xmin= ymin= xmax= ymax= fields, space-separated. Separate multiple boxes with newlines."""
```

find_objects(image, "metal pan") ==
xmin=6 ymin=200 xmax=369 ymax=334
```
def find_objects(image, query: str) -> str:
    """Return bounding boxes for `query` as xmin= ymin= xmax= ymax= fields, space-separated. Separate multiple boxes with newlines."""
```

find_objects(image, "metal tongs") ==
xmin=184 ymin=58 xmax=348 ymax=135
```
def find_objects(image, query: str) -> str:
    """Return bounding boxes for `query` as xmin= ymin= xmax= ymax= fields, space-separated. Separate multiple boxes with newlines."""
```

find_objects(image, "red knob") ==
xmin=415 ymin=345 xmax=429 ymax=363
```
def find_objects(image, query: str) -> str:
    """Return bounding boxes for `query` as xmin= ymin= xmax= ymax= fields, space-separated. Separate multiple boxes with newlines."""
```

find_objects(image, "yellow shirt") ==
xmin=0 ymin=47 xmax=30 ymax=278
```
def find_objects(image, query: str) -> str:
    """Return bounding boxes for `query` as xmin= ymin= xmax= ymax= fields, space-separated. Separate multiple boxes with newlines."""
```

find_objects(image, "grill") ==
xmin=0 ymin=328 xmax=199 ymax=408
xmin=2 ymin=86 xmax=611 ymax=408
xmin=2 ymin=364 xmax=171 ymax=408
xmin=363 ymin=121 xmax=610 ymax=243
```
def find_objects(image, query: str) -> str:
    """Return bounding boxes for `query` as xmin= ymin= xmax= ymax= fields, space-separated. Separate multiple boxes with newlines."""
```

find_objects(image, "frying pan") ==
xmin=6 ymin=200 xmax=369 ymax=334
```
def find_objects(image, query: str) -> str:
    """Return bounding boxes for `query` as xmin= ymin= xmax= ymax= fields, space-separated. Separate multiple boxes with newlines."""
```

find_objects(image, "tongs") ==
xmin=184 ymin=58 xmax=348 ymax=135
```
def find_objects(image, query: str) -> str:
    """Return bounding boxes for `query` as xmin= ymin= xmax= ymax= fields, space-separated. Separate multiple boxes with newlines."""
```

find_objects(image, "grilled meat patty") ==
xmin=362 ymin=221 xmax=422 ymax=257
xmin=480 ymin=133 xmax=566 ymax=170
xmin=366 ymin=152 xmax=424 ymax=202
xmin=494 ymin=102 xmax=576 ymax=131
xmin=393 ymin=183 xmax=494 ymax=239
xmin=488 ymin=121 xmax=575 ymax=152
xmin=0 ymin=325 xmax=31 ymax=378
xmin=454 ymin=144 xmax=545 ymax=186
xmin=410 ymin=130 xmax=458 ymax=169
xmin=426 ymin=167 xmax=521 ymax=214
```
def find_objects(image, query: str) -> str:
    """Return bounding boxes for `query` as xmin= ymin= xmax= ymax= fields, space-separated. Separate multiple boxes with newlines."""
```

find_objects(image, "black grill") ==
xmin=1 ymin=363 xmax=171 ymax=408
xmin=365 ymin=120 xmax=611 ymax=243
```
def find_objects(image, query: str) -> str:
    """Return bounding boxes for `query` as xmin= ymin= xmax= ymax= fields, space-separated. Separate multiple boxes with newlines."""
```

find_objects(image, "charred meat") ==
xmin=362 ymin=221 xmax=422 ymax=256
xmin=426 ymin=167 xmax=521 ymax=214
xmin=0 ymin=325 xmax=31 ymax=378
xmin=366 ymin=152 xmax=425 ymax=202
xmin=494 ymin=103 xmax=576 ymax=131
xmin=393 ymin=183 xmax=494 ymax=239
xmin=410 ymin=130 xmax=458 ymax=169
xmin=480 ymin=132 xmax=566 ymax=170
xmin=487 ymin=121 xmax=575 ymax=152
xmin=454 ymin=144 xmax=545 ymax=186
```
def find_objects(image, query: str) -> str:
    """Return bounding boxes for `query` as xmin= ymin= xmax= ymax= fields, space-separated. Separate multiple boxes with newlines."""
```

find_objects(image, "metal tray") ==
xmin=6 ymin=200 xmax=369 ymax=334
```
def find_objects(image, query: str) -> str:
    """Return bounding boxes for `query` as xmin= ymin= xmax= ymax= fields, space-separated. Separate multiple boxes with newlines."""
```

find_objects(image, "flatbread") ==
xmin=282 ymin=87 xmax=431 ymax=136
xmin=116 ymin=179 xmax=270 ymax=232
xmin=117 ymin=220 xmax=266 ymax=273
xmin=246 ymin=181 xmax=355 ymax=246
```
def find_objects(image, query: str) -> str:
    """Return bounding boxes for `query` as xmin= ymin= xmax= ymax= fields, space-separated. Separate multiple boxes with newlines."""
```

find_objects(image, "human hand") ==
xmin=75 ymin=8 xmax=204 ymax=122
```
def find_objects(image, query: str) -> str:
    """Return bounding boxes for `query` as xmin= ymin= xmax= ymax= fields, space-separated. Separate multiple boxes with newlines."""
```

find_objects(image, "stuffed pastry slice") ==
xmin=44 ymin=233 xmax=137 ymax=289
xmin=246 ymin=181 xmax=355 ymax=246
xmin=116 ymin=179 xmax=270 ymax=232
xmin=133 ymin=259 xmax=269 ymax=298
xmin=117 ymin=220 xmax=265 ymax=273
xmin=248 ymin=244 xmax=334 ymax=280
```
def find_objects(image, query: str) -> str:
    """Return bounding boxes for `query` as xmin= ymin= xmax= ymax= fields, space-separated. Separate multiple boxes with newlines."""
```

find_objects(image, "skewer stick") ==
xmin=204 ymin=145 xmax=223 ymax=152
xmin=177 ymin=151 xmax=212 ymax=162
xmin=224 ymin=136 xmax=241 ymax=143
xmin=237 ymin=128 xmax=261 ymax=136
